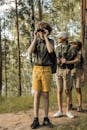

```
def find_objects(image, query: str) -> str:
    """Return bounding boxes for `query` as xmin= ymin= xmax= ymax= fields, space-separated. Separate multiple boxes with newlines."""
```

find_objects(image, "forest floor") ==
xmin=0 ymin=104 xmax=87 ymax=130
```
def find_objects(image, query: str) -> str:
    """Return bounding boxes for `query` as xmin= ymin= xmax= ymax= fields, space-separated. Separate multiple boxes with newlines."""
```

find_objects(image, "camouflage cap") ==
xmin=57 ymin=32 xmax=68 ymax=39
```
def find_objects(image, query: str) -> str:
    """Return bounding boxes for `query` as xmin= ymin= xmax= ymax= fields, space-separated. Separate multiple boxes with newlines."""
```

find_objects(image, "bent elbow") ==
xmin=49 ymin=46 xmax=54 ymax=53
xmin=28 ymin=49 xmax=32 ymax=54
xmin=28 ymin=47 xmax=34 ymax=54
xmin=48 ymin=49 xmax=54 ymax=53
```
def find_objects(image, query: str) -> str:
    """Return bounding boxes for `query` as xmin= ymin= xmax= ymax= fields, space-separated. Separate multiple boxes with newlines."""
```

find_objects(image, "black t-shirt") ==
xmin=33 ymin=38 xmax=54 ymax=66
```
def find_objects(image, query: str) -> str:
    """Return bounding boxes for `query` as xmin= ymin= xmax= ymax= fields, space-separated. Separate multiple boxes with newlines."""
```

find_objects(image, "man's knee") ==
xmin=65 ymin=89 xmax=70 ymax=95
xmin=34 ymin=91 xmax=41 ymax=99
xmin=42 ymin=92 xmax=49 ymax=99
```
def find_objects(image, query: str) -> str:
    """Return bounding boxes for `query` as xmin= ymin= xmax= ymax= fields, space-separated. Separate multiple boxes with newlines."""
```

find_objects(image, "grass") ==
xmin=50 ymin=84 xmax=87 ymax=109
xmin=0 ymin=84 xmax=87 ymax=113
xmin=0 ymin=95 xmax=33 ymax=113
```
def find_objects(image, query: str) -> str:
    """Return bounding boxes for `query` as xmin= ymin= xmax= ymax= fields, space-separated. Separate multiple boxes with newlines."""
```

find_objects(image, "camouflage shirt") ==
xmin=55 ymin=42 xmax=77 ymax=69
xmin=74 ymin=51 xmax=84 ymax=69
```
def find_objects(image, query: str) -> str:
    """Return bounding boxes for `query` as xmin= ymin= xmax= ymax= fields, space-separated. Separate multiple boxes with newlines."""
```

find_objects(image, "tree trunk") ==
xmin=0 ymin=20 xmax=2 ymax=95
xmin=4 ymin=18 xmax=8 ymax=97
xmin=29 ymin=0 xmax=35 ymax=65
xmin=81 ymin=0 xmax=87 ymax=84
xmin=30 ymin=0 xmax=35 ymax=40
xmin=4 ymin=39 xmax=7 ymax=97
xmin=38 ymin=0 xmax=43 ymax=21
xmin=15 ymin=0 xmax=22 ymax=96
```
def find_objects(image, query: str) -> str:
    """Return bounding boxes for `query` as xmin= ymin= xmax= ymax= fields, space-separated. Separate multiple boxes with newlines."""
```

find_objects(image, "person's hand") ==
xmin=34 ymin=30 xmax=38 ymax=39
xmin=60 ymin=57 xmax=66 ymax=64
xmin=57 ymin=59 xmax=61 ymax=64
xmin=43 ymin=29 xmax=49 ymax=37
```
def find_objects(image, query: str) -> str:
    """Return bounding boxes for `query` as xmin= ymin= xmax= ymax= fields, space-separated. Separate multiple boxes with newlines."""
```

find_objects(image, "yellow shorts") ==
xmin=32 ymin=66 xmax=52 ymax=92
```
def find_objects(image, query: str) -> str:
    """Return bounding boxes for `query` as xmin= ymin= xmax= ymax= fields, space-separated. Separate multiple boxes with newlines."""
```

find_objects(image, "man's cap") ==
xmin=57 ymin=32 xmax=68 ymax=39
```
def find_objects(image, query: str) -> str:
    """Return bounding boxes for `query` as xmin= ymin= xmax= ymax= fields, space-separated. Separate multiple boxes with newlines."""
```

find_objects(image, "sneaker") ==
xmin=31 ymin=118 xmax=40 ymax=129
xmin=66 ymin=111 xmax=74 ymax=119
xmin=77 ymin=106 xmax=83 ymax=112
xmin=42 ymin=117 xmax=53 ymax=128
xmin=53 ymin=111 xmax=63 ymax=117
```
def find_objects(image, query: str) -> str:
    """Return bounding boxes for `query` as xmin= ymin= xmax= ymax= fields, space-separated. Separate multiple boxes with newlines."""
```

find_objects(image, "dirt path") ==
xmin=0 ymin=104 xmax=87 ymax=130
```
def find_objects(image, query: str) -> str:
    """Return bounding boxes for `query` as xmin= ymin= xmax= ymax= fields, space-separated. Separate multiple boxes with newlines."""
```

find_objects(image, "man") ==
xmin=28 ymin=21 xmax=54 ymax=129
xmin=53 ymin=32 xmax=77 ymax=119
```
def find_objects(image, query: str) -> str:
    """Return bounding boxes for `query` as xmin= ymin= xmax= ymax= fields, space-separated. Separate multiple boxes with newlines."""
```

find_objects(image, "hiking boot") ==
xmin=77 ymin=106 xmax=83 ymax=112
xmin=53 ymin=111 xmax=63 ymax=117
xmin=42 ymin=117 xmax=53 ymax=128
xmin=31 ymin=118 xmax=40 ymax=129
xmin=66 ymin=111 xmax=74 ymax=119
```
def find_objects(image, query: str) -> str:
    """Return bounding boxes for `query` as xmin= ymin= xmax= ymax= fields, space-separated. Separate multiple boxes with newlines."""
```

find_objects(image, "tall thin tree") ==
xmin=0 ymin=19 xmax=2 ymax=95
xmin=28 ymin=0 xmax=35 ymax=65
xmin=30 ymin=0 xmax=35 ymax=40
xmin=81 ymin=0 xmax=87 ymax=82
xmin=4 ymin=18 xmax=7 ymax=97
xmin=15 ymin=0 xmax=22 ymax=96
xmin=38 ymin=0 xmax=43 ymax=21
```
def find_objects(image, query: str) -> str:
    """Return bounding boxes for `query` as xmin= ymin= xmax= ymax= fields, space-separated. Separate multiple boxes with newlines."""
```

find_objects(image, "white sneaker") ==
xmin=53 ymin=111 xmax=63 ymax=117
xmin=66 ymin=111 xmax=74 ymax=119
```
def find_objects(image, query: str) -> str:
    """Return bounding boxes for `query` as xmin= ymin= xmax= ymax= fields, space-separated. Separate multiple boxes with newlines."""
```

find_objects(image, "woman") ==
xmin=69 ymin=41 xmax=85 ymax=112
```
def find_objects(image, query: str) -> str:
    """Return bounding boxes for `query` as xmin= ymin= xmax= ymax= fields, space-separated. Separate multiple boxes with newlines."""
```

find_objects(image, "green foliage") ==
xmin=50 ymin=84 xmax=87 ymax=109
xmin=0 ymin=95 xmax=33 ymax=113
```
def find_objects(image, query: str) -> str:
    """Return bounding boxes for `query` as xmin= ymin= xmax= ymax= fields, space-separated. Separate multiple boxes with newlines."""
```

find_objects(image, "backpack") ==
xmin=49 ymin=51 xmax=57 ymax=74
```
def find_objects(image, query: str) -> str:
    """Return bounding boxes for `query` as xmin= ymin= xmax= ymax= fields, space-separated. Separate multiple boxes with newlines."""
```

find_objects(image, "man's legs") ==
xmin=69 ymin=90 xmax=73 ymax=109
xmin=63 ymin=72 xmax=71 ymax=112
xmin=34 ymin=91 xmax=41 ymax=117
xmin=64 ymin=88 xmax=74 ymax=118
xmin=70 ymin=68 xmax=76 ymax=108
xmin=64 ymin=70 xmax=74 ymax=118
xmin=76 ymin=77 xmax=82 ymax=111
xmin=57 ymin=87 xmax=63 ymax=112
xmin=76 ymin=88 xmax=82 ymax=107
xmin=65 ymin=89 xmax=71 ymax=112
xmin=31 ymin=91 xmax=41 ymax=129
xmin=42 ymin=92 xmax=53 ymax=127
xmin=42 ymin=92 xmax=49 ymax=117
xmin=53 ymin=76 xmax=63 ymax=117
xmin=69 ymin=74 xmax=76 ymax=110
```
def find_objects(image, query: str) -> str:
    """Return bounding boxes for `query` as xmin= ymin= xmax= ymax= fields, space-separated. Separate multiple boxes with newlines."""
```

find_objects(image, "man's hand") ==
xmin=43 ymin=29 xmax=49 ymax=37
xmin=57 ymin=59 xmax=61 ymax=64
xmin=60 ymin=57 xmax=66 ymax=64
xmin=34 ymin=30 xmax=38 ymax=39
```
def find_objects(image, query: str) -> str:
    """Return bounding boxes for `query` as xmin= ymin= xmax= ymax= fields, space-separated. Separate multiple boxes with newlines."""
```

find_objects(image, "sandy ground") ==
xmin=0 ymin=104 xmax=87 ymax=130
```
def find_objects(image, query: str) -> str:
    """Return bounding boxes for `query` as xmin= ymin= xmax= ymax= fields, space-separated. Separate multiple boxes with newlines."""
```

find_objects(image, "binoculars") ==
xmin=37 ymin=29 xmax=45 ymax=32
